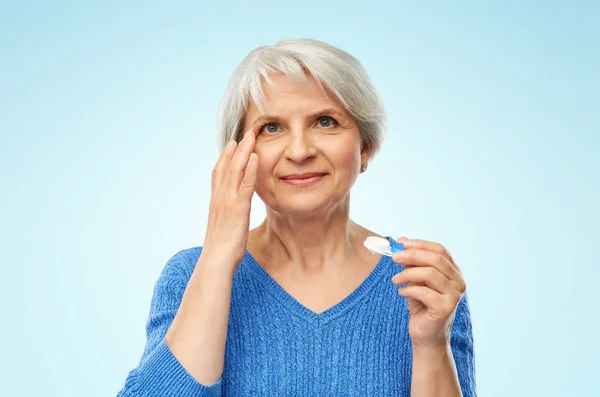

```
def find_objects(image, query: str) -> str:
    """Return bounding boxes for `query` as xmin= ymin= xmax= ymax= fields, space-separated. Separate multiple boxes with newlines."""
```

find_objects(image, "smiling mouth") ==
xmin=280 ymin=173 xmax=327 ymax=186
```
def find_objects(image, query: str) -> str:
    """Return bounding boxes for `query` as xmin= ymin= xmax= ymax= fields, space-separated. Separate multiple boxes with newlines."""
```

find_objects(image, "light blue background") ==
xmin=1 ymin=1 xmax=598 ymax=396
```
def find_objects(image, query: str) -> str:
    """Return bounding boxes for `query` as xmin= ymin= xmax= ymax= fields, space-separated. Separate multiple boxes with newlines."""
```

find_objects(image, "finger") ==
xmin=226 ymin=130 xmax=256 ymax=191
xmin=239 ymin=152 xmax=258 ymax=198
xmin=212 ymin=139 xmax=237 ymax=191
xmin=400 ymin=238 xmax=452 ymax=261
xmin=397 ymin=285 xmax=445 ymax=311
xmin=392 ymin=249 xmax=458 ymax=281
xmin=392 ymin=267 xmax=452 ymax=295
xmin=401 ymin=238 xmax=460 ymax=273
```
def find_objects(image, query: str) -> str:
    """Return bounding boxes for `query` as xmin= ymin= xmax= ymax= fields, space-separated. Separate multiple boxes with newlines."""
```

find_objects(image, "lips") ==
xmin=281 ymin=172 xmax=327 ymax=180
xmin=280 ymin=172 xmax=327 ymax=186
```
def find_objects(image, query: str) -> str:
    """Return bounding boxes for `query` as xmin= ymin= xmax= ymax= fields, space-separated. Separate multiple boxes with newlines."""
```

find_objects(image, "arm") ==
xmin=165 ymin=253 xmax=235 ymax=386
xmin=391 ymin=237 xmax=476 ymax=397
xmin=116 ymin=250 xmax=231 ymax=397
xmin=410 ymin=294 xmax=476 ymax=397
xmin=117 ymin=131 xmax=257 ymax=396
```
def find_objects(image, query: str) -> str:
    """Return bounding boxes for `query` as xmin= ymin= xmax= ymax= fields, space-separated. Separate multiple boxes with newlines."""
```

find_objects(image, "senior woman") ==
xmin=118 ymin=39 xmax=475 ymax=396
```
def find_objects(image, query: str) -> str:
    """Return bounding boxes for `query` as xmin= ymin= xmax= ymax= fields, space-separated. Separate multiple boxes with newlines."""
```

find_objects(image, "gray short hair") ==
xmin=216 ymin=38 xmax=387 ymax=159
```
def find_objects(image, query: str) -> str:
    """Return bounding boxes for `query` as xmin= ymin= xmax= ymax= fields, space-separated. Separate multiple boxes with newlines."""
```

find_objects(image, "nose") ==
xmin=284 ymin=128 xmax=317 ymax=164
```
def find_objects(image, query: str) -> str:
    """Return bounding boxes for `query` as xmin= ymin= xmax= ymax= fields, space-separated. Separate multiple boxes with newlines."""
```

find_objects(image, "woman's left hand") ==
xmin=391 ymin=237 xmax=466 ymax=349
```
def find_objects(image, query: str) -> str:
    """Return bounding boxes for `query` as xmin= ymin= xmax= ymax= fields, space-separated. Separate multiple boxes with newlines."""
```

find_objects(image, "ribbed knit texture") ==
xmin=117 ymin=238 xmax=476 ymax=396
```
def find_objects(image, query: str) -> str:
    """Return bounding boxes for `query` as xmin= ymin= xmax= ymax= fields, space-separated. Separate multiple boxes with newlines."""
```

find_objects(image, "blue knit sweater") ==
xmin=117 ymin=241 xmax=476 ymax=396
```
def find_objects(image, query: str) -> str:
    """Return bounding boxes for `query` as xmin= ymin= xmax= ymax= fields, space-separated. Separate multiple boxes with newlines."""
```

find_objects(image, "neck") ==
xmin=251 ymin=196 xmax=369 ymax=272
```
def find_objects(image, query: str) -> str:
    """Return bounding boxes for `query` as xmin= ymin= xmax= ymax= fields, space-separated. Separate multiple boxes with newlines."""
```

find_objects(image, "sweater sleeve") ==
xmin=116 ymin=249 xmax=222 ymax=396
xmin=450 ymin=292 xmax=477 ymax=397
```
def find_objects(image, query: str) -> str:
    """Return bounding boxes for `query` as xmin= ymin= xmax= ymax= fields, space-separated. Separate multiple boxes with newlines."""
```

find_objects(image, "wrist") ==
xmin=412 ymin=342 xmax=452 ymax=358
xmin=411 ymin=342 xmax=461 ymax=396
xmin=195 ymin=252 xmax=238 ymax=279
xmin=412 ymin=342 xmax=455 ymax=378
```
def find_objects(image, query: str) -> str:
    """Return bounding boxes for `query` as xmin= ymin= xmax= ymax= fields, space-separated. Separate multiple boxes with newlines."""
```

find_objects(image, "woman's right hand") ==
xmin=200 ymin=130 xmax=258 ymax=275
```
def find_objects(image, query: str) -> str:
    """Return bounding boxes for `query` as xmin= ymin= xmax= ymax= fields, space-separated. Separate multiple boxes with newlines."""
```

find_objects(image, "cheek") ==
xmin=334 ymin=139 xmax=362 ymax=170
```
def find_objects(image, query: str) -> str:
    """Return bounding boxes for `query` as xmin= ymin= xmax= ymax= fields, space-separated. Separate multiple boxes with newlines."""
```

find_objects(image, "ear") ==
xmin=360 ymin=141 xmax=371 ymax=165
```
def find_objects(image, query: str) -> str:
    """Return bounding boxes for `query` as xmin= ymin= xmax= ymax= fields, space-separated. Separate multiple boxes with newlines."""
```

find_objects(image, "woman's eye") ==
xmin=317 ymin=116 xmax=336 ymax=128
xmin=261 ymin=123 xmax=279 ymax=134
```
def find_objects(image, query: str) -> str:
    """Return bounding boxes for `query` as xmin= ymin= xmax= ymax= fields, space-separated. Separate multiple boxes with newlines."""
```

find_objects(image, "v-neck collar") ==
xmin=241 ymin=239 xmax=395 ymax=326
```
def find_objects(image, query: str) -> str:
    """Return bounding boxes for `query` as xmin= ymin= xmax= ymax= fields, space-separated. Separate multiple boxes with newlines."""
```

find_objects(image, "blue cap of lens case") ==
xmin=363 ymin=236 xmax=405 ymax=257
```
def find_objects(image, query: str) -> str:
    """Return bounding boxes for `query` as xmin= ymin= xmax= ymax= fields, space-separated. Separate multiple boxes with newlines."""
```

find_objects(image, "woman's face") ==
xmin=243 ymin=73 xmax=369 ymax=217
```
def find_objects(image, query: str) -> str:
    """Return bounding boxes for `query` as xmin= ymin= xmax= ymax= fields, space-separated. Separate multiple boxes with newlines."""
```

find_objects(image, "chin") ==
xmin=269 ymin=193 xmax=346 ymax=217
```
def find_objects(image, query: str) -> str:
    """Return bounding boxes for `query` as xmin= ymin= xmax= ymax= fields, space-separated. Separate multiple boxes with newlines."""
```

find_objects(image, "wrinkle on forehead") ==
xmin=250 ymin=71 xmax=332 ymax=112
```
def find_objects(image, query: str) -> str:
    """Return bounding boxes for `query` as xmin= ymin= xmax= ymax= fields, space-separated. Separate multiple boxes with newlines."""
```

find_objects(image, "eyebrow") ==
xmin=249 ymin=108 xmax=347 ymax=128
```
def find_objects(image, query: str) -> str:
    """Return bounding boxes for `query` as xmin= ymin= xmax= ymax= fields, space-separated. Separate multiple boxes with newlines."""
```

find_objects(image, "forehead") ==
xmin=246 ymin=73 xmax=346 ymax=116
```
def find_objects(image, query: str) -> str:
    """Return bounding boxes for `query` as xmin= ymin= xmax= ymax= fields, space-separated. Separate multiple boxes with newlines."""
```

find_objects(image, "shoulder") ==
xmin=160 ymin=246 xmax=254 ymax=283
xmin=158 ymin=246 xmax=203 ymax=286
